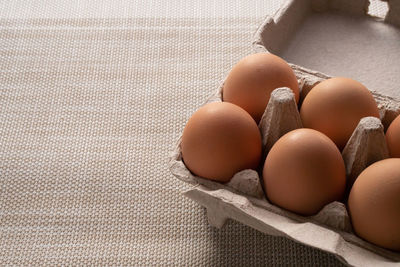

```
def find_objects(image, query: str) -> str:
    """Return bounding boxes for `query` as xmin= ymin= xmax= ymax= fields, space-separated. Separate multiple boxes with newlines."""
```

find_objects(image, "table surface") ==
xmin=2 ymin=0 xmax=389 ymax=265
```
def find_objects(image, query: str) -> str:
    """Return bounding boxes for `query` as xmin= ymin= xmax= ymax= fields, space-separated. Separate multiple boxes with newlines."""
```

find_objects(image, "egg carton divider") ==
xmin=342 ymin=117 xmax=389 ymax=193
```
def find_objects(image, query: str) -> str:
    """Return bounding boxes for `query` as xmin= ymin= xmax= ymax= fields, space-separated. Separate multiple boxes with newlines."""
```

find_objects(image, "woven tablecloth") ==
xmin=3 ymin=0 xmax=387 ymax=265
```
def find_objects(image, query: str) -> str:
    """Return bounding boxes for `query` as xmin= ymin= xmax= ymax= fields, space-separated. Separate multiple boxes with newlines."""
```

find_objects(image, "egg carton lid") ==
xmin=253 ymin=0 xmax=400 ymax=101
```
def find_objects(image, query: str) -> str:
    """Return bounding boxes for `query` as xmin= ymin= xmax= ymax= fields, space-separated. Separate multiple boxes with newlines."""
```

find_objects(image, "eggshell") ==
xmin=300 ymin=77 xmax=380 ymax=150
xmin=181 ymin=102 xmax=261 ymax=183
xmin=386 ymin=115 xmax=400 ymax=158
xmin=263 ymin=128 xmax=346 ymax=216
xmin=348 ymin=158 xmax=400 ymax=252
xmin=222 ymin=53 xmax=299 ymax=123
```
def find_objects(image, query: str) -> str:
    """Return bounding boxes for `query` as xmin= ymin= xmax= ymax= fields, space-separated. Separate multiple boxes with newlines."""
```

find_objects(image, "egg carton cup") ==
xmin=169 ymin=0 xmax=400 ymax=266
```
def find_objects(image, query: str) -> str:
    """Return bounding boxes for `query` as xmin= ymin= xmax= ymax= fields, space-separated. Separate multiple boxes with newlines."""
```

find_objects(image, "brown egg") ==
xmin=181 ymin=102 xmax=261 ymax=183
xmin=348 ymin=159 xmax=400 ymax=251
xmin=300 ymin=77 xmax=380 ymax=150
xmin=223 ymin=53 xmax=299 ymax=123
xmin=263 ymin=128 xmax=346 ymax=216
xmin=386 ymin=115 xmax=400 ymax=158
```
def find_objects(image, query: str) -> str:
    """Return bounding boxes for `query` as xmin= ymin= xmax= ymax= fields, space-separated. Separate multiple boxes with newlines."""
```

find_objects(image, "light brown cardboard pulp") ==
xmin=170 ymin=0 xmax=400 ymax=266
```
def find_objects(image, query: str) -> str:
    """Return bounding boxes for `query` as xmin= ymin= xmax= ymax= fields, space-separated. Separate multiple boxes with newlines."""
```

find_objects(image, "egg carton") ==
xmin=169 ymin=0 xmax=400 ymax=266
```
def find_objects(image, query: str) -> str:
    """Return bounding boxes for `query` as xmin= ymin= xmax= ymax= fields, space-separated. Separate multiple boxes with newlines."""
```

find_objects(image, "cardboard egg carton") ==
xmin=169 ymin=0 xmax=400 ymax=266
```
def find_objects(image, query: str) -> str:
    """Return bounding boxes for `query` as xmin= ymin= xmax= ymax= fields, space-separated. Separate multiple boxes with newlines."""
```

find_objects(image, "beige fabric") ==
xmin=0 ymin=1 xmax=369 ymax=265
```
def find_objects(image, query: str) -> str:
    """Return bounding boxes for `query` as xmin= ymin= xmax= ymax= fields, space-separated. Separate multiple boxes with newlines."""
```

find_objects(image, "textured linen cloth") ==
xmin=1 ymin=0 xmax=386 ymax=265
